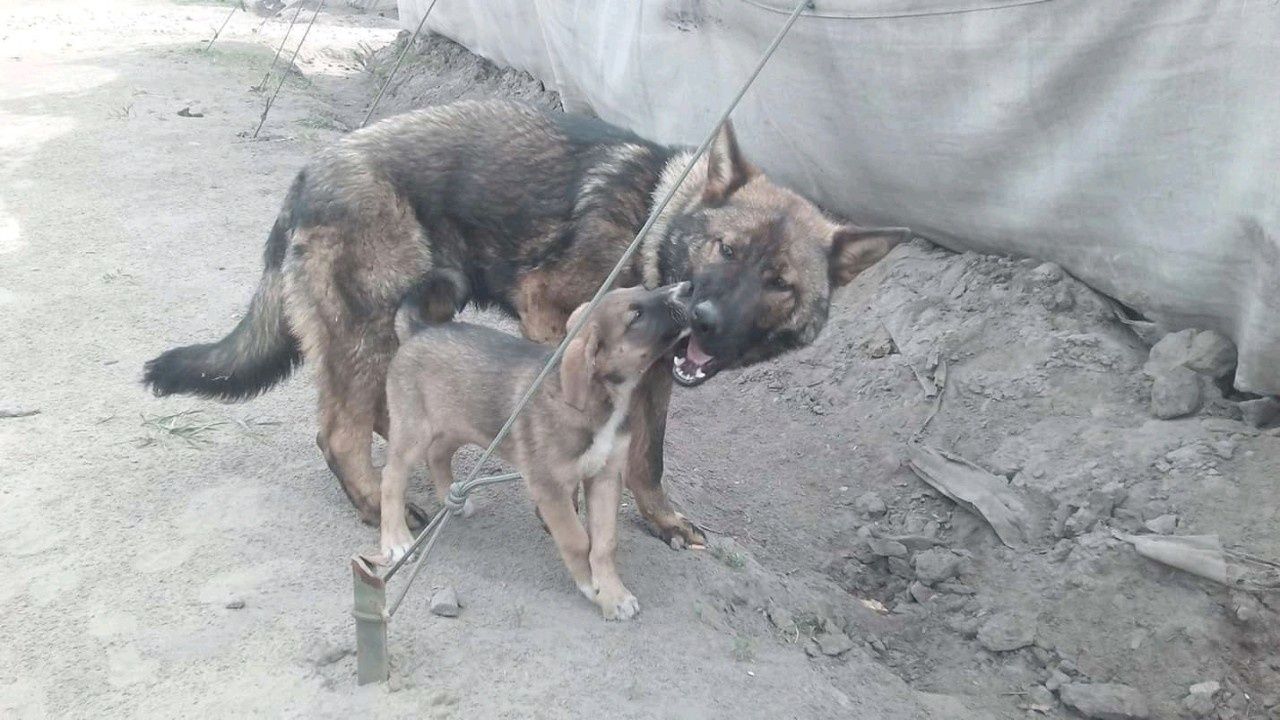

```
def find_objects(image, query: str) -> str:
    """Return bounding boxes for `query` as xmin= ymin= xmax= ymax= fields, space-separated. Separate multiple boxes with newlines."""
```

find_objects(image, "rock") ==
xmin=1065 ymin=507 xmax=1099 ymax=536
xmin=1045 ymin=669 xmax=1071 ymax=692
xmin=1059 ymin=683 xmax=1149 ymax=720
xmin=1030 ymin=262 xmax=1065 ymax=285
xmin=854 ymin=491 xmax=887 ymax=516
xmin=1029 ymin=685 xmax=1056 ymax=708
xmin=1188 ymin=680 xmax=1220 ymax=697
xmin=1145 ymin=329 xmax=1197 ymax=374
xmin=815 ymin=630 xmax=855 ymax=656
xmin=224 ymin=599 xmax=245 ymax=610
xmin=908 ymin=581 xmax=936 ymax=604
xmin=1142 ymin=514 xmax=1178 ymax=534
xmin=936 ymin=580 xmax=975 ymax=595
xmin=1050 ymin=539 xmax=1074 ymax=563
xmin=430 ymin=586 xmax=461 ymax=618
xmin=766 ymin=603 xmax=795 ymax=632
xmin=977 ymin=612 xmax=1037 ymax=652
xmin=888 ymin=556 xmax=914 ymax=578
xmin=1031 ymin=645 xmax=1056 ymax=666
xmin=867 ymin=538 xmax=908 ymax=558
xmin=913 ymin=548 xmax=961 ymax=585
xmin=1088 ymin=482 xmax=1128 ymax=517
xmin=1184 ymin=330 xmax=1236 ymax=378
xmin=1183 ymin=683 xmax=1220 ymax=718
xmin=1150 ymin=366 xmax=1203 ymax=419
xmin=1210 ymin=438 xmax=1237 ymax=459
xmin=1239 ymin=397 xmax=1280 ymax=428
xmin=1231 ymin=591 xmax=1262 ymax=624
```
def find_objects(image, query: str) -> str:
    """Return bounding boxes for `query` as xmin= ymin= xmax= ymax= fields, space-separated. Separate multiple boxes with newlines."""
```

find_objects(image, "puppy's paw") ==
xmin=380 ymin=524 xmax=414 ymax=565
xmin=597 ymin=589 xmax=640 ymax=621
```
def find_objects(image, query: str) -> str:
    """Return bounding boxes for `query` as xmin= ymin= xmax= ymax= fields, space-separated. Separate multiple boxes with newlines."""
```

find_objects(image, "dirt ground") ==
xmin=3 ymin=2 xmax=1278 ymax=719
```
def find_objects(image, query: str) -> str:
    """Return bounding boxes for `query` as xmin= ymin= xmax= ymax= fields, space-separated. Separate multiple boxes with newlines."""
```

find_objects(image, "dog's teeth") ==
xmin=695 ymin=368 xmax=705 ymax=379
xmin=673 ymin=356 xmax=681 ymax=367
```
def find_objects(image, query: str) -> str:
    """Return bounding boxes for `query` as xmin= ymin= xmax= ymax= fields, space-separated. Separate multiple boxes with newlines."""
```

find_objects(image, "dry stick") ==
xmin=382 ymin=0 xmax=815 ymax=588
xmin=254 ymin=0 xmax=308 ymax=91
xmin=203 ymin=1 xmax=244 ymax=52
xmin=358 ymin=0 xmax=442 ymax=128
xmin=252 ymin=0 xmax=325 ymax=138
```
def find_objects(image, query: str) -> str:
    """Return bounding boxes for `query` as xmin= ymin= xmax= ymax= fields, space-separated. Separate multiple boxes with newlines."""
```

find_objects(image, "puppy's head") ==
xmin=560 ymin=283 xmax=691 ymax=409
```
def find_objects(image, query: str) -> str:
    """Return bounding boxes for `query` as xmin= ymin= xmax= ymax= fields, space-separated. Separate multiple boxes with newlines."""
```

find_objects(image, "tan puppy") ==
xmin=379 ymin=283 xmax=690 ymax=620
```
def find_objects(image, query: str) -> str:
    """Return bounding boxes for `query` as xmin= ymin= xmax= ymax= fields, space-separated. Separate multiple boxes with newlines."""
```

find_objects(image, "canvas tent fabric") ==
xmin=398 ymin=0 xmax=1280 ymax=394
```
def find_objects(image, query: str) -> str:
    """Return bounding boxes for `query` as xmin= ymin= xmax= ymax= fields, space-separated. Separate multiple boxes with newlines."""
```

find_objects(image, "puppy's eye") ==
xmin=718 ymin=241 xmax=735 ymax=260
xmin=628 ymin=306 xmax=644 ymax=326
xmin=767 ymin=275 xmax=792 ymax=293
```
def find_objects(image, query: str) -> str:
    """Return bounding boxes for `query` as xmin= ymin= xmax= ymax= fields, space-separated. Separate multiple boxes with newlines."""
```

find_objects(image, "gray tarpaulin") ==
xmin=398 ymin=0 xmax=1280 ymax=394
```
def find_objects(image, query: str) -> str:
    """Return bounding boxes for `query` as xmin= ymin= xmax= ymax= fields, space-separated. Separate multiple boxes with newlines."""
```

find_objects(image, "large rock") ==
xmin=1059 ymin=683 xmax=1149 ymax=720
xmin=1239 ymin=396 xmax=1280 ymax=428
xmin=1150 ymin=366 xmax=1202 ymax=419
xmin=913 ymin=548 xmax=961 ymax=585
xmin=1145 ymin=329 xmax=1196 ymax=374
xmin=977 ymin=612 xmax=1037 ymax=652
xmin=1184 ymin=330 xmax=1237 ymax=378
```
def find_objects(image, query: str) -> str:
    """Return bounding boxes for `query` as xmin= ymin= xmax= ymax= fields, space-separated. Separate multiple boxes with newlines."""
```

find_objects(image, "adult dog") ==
xmin=143 ymin=100 xmax=906 ymax=548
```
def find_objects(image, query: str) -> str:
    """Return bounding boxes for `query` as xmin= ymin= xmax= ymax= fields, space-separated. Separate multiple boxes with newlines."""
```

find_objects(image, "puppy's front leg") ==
xmin=378 ymin=436 xmax=424 ymax=564
xmin=584 ymin=467 xmax=638 ymax=621
xmin=529 ymin=478 xmax=594 ymax=601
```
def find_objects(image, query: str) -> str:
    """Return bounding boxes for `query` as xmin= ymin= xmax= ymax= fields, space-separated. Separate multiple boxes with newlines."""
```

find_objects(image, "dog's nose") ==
xmin=691 ymin=301 xmax=720 ymax=336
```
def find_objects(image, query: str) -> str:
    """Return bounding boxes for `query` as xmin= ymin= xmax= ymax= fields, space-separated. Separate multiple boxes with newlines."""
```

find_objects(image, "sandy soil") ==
xmin=2 ymin=2 xmax=1277 ymax=719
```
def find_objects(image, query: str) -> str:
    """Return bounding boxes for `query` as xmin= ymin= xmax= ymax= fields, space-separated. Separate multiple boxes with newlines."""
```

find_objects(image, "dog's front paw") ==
xmin=655 ymin=512 xmax=707 ymax=550
xmin=597 ymin=589 xmax=640 ymax=621
xmin=379 ymin=524 xmax=414 ymax=566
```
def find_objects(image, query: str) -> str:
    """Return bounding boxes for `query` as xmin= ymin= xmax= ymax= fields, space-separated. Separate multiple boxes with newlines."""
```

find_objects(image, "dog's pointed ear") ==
xmin=560 ymin=304 xmax=599 ymax=411
xmin=828 ymin=226 xmax=911 ymax=287
xmin=702 ymin=120 xmax=754 ymax=206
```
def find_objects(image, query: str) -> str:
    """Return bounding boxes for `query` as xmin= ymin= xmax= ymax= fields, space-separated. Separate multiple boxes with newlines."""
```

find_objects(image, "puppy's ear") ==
xmin=828 ymin=226 xmax=911 ymax=287
xmin=702 ymin=120 xmax=755 ymax=206
xmin=560 ymin=304 xmax=600 ymax=411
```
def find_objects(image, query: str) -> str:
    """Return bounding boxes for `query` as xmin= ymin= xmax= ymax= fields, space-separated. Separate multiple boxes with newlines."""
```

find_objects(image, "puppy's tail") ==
xmin=395 ymin=268 xmax=470 ymax=343
xmin=143 ymin=190 xmax=302 ymax=401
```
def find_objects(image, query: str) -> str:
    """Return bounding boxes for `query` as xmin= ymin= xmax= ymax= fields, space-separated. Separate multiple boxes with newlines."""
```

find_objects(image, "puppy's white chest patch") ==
xmin=577 ymin=402 xmax=629 ymax=477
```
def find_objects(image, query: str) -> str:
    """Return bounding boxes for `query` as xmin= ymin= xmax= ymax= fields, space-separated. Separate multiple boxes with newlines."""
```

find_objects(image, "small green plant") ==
xmin=731 ymin=634 xmax=755 ymax=662
xmin=138 ymin=410 xmax=226 ymax=447
xmin=710 ymin=544 xmax=746 ymax=570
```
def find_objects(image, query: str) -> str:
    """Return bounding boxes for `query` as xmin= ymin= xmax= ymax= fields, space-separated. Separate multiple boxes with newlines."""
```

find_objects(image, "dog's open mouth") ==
xmin=673 ymin=336 xmax=719 ymax=387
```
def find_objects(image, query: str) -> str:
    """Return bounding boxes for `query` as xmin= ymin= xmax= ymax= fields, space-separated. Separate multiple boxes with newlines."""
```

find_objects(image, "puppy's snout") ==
xmin=691 ymin=301 xmax=721 ymax=336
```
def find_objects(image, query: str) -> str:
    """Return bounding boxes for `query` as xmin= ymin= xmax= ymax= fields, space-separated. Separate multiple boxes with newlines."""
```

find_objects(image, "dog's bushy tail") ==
xmin=143 ymin=216 xmax=301 ymax=401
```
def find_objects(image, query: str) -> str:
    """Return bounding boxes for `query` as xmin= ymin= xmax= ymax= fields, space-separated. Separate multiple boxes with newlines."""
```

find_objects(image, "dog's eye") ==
xmin=628 ymin=306 xmax=644 ymax=326
xmin=718 ymin=241 xmax=735 ymax=260
xmin=767 ymin=275 xmax=792 ymax=293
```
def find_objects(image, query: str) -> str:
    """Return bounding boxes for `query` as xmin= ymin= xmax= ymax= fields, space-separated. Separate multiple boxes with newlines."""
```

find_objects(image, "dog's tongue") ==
xmin=684 ymin=337 xmax=713 ymax=366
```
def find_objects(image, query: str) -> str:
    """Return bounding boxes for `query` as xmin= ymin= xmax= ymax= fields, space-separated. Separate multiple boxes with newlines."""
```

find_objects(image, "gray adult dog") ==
xmin=143 ymin=99 xmax=907 ymax=547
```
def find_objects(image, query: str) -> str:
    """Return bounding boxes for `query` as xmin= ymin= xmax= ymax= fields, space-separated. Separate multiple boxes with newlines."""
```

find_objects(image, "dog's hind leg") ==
xmin=584 ymin=469 xmax=638 ymax=621
xmin=625 ymin=362 xmax=707 ymax=550
xmin=316 ymin=366 xmax=385 ymax=526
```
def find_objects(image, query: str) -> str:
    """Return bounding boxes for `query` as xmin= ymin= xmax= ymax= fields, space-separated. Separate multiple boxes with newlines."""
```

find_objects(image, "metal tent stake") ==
xmin=351 ymin=554 xmax=389 ymax=685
